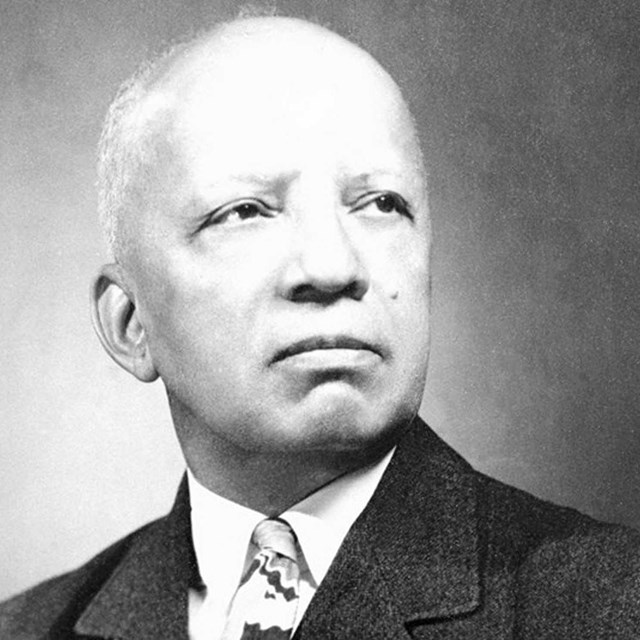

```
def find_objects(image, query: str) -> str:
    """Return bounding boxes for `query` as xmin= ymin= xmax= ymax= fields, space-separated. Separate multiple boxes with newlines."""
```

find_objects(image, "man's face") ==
xmin=123 ymin=29 xmax=431 ymax=462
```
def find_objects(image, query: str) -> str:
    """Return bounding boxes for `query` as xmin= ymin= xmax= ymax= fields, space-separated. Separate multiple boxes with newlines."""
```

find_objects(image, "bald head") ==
xmin=97 ymin=16 xmax=425 ymax=262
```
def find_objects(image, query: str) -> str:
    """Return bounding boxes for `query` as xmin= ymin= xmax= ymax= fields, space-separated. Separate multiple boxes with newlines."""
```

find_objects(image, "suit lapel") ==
xmin=72 ymin=419 xmax=479 ymax=639
xmin=295 ymin=418 xmax=481 ymax=638
xmin=73 ymin=477 xmax=197 ymax=640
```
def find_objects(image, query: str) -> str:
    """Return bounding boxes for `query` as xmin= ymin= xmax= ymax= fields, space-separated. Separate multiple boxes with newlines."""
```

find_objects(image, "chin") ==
xmin=284 ymin=389 xmax=416 ymax=457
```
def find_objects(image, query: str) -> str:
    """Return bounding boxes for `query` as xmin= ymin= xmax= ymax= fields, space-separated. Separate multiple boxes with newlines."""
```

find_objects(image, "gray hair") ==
xmin=97 ymin=60 xmax=156 ymax=260
xmin=96 ymin=5 xmax=282 ymax=261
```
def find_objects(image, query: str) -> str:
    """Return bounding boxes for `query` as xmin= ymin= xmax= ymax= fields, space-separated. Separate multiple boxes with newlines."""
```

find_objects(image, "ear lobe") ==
xmin=91 ymin=264 xmax=159 ymax=383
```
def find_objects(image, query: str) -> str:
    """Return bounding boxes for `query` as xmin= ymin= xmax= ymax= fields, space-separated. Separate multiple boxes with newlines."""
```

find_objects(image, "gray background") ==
xmin=2 ymin=0 xmax=639 ymax=600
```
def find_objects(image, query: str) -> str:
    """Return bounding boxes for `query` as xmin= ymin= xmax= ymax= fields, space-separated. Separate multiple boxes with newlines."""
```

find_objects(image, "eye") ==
xmin=374 ymin=193 xmax=409 ymax=215
xmin=201 ymin=199 xmax=276 ymax=229
xmin=353 ymin=191 xmax=413 ymax=219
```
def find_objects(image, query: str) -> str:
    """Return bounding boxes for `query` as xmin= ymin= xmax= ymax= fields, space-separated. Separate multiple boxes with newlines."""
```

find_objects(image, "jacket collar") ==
xmin=74 ymin=418 xmax=480 ymax=639
xmin=74 ymin=477 xmax=198 ymax=639
xmin=295 ymin=418 xmax=481 ymax=638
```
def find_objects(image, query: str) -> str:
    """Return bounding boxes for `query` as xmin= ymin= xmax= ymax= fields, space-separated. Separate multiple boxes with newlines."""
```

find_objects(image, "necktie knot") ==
xmin=222 ymin=518 xmax=301 ymax=639
xmin=252 ymin=518 xmax=298 ymax=562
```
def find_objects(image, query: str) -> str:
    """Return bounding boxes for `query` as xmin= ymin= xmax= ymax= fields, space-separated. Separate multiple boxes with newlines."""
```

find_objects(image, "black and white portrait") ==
xmin=2 ymin=2 xmax=640 ymax=638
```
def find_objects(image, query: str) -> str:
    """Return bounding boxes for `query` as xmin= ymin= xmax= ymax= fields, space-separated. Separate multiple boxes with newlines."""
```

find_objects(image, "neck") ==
xmin=171 ymin=408 xmax=397 ymax=515
xmin=180 ymin=434 xmax=389 ymax=515
xmin=188 ymin=455 xmax=334 ymax=515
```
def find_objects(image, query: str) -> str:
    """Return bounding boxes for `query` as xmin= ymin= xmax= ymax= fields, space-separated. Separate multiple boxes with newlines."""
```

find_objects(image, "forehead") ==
xmin=136 ymin=21 xmax=422 ymax=182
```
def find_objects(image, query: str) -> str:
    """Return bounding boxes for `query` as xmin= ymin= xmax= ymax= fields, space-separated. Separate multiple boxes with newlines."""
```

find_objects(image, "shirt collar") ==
xmin=188 ymin=447 xmax=394 ymax=591
xmin=188 ymin=471 xmax=264 ymax=602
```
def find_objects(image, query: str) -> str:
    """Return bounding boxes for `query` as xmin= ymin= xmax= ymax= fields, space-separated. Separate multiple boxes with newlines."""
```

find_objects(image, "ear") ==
xmin=91 ymin=264 xmax=159 ymax=382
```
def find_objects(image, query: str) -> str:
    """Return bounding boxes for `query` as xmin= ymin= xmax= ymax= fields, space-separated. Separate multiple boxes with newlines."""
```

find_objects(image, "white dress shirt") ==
xmin=187 ymin=448 xmax=394 ymax=640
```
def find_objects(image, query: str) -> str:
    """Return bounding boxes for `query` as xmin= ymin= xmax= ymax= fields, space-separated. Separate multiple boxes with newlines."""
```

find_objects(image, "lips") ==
xmin=272 ymin=335 xmax=383 ymax=364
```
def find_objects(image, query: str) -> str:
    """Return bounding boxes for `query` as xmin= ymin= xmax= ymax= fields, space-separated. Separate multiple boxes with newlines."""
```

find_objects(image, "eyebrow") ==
xmin=197 ymin=168 xmax=409 ymax=209
xmin=214 ymin=172 xmax=300 ymax=188
xmin=347 ymin=170 xmax=404 ymax=187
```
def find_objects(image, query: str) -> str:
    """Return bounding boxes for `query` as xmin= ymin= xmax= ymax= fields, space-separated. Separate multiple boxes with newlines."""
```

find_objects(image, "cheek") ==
xmin=378 ymin=234 xmax=431 ymax=352
xmin=371 ymin=230 xmax=430 ymax=302
xmin=132 ymin=261 xmax=232 ymax=367
xmin=132 ymin=243 xmax=281 ymax=379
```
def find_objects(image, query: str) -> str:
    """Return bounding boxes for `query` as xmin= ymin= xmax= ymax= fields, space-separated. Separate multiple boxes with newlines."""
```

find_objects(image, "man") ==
xmin=2 ymin=14 xmax=640 ymax=640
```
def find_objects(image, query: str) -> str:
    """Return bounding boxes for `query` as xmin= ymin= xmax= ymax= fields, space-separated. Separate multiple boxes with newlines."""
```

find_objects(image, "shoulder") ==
xmin=397 ymin=419 xmax=640 ymax=579
xmin=475 ymin=467 xmax=640 ymax=558
xmin=474 ymin=470 xmax=640 ymax=634
xmin=404 ymin=421 xmax=640 ymax=634
xmin=0 ymin=519 xmax=157 ymax=640
xmin=416 ymin=422 xmax=640 ymax=568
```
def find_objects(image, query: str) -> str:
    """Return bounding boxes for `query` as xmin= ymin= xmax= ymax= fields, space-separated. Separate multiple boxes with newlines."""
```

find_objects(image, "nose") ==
xmin=279 ymin=210 xmax=370 ymax=304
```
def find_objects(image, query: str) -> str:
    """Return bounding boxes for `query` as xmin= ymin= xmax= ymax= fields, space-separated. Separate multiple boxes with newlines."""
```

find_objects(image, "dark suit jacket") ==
xmin=2 ymin=419 xmax=640 ymax=639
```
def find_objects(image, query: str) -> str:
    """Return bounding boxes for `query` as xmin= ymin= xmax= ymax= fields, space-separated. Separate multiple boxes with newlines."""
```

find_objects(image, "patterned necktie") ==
xmin=222 ymin=518 xmax=300 ymax=640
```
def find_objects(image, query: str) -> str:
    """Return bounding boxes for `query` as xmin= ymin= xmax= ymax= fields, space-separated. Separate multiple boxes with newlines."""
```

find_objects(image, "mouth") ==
xmin=272 ymin=335 xmax=383 ymax=365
